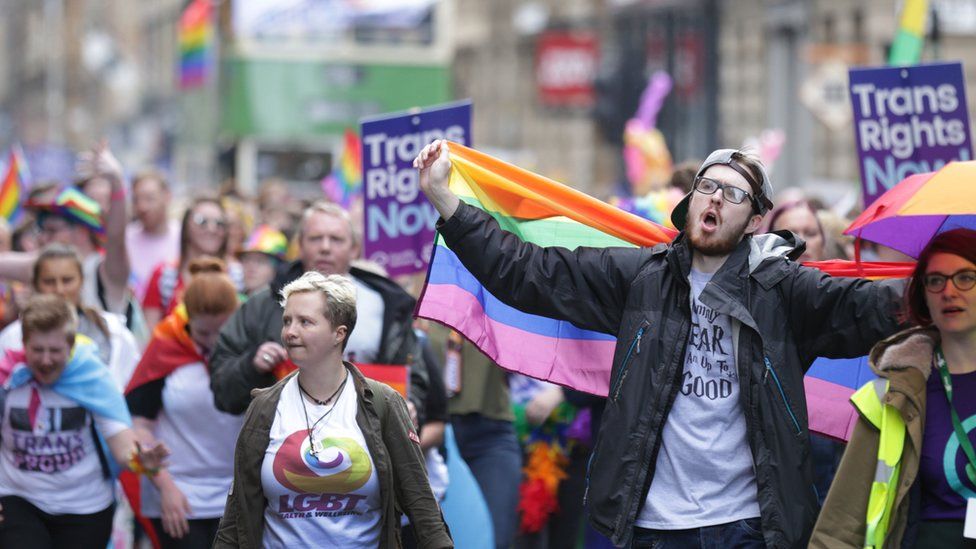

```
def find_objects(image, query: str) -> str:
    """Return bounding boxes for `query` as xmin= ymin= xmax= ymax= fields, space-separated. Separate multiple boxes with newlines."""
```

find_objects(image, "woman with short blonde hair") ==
xmin=216 ymin=271 xmax=452 ymax=548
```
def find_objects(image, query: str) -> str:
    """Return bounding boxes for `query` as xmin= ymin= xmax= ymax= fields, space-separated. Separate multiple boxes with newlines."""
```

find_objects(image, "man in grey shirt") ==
xmin=415 ymin=141 xmax=905 ymax=547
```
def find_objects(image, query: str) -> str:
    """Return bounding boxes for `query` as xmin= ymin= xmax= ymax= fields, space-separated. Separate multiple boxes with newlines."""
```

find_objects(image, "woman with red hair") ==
xmin=813 ymin=229 xmax=976 ymax=548
xmin=126 ymin=258 xmax=243 ymax=548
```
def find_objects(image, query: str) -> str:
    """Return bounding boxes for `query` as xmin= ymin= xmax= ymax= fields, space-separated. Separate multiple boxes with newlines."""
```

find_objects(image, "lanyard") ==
xmin=936 ymin=347 xmax=976 ymax=487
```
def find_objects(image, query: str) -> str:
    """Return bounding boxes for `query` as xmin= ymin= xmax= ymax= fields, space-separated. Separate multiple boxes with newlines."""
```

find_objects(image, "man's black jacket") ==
xmin=438 ymin=202 xmax=905 ymax=548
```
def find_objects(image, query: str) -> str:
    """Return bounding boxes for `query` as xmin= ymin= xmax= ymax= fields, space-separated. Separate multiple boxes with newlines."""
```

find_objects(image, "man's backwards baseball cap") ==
xmin=669 ymin=149 xmax=775 ymax=231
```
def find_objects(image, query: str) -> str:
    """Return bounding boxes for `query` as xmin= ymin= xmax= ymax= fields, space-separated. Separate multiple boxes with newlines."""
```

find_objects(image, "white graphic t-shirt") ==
xmin=0 ymin=383 xmax=128 ymax=514
xmin=636 ymin=269 xmax=761 ymax=529
xmin=139 ymin=363 xmax=244 ymax=519
xmin=261 ymin=374 xmax=381 ymax=548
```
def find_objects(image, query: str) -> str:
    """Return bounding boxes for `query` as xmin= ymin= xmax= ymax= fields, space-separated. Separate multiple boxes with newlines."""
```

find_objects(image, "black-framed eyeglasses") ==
xmin=192 ymin=213 xmax=227 ymax=231
xmin=923 ymin=270 xmax=976 ymax=293
xmin=693 ymin=177 xmax=755 ymax=205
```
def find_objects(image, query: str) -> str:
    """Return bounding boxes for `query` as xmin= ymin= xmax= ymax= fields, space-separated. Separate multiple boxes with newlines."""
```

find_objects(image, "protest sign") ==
xmin=850 ymin=62 xmax=972 ymax=205
xmin=361 ymin=101 xmax=472 ymax=277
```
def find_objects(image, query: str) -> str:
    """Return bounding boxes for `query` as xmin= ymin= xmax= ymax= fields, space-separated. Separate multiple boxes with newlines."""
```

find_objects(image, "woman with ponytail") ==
xmin=0 ymin=243 xmax=141 ymax=389
xmin=125 ymin=258 xmax=243 ymax=548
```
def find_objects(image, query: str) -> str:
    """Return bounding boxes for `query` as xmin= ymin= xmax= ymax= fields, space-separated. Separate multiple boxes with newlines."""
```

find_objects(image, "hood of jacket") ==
xmin=748 ymin=230 xmax=805 ymax=272
xmin=666 ymin=229 xmax=803 ymax=290
xmin=868 ymin=326 xmax=940 ymax=380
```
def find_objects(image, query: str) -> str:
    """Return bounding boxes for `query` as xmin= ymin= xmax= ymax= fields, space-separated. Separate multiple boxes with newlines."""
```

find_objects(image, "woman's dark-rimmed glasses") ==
xmin=923 ymin=270 xmax=976 ymax=293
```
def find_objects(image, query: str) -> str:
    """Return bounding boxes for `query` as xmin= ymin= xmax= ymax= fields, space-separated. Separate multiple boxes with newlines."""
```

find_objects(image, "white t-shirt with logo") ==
xmin=0 ymin=383 xmax=128 ymax=515
xmin=636 ymin=269 xmax=761 ymax=529
xmin=260 ymin=374 xmax=382 ymax=548
xmin=139 ymin=363 xmax=244 ymax=519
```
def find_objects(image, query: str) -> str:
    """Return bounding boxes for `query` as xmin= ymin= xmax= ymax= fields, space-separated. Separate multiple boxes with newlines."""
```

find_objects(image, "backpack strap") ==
xmin=365 ymin=379 xmax=389 ymax=428
xmin=90 ymin=417 xmax=113 ymax=479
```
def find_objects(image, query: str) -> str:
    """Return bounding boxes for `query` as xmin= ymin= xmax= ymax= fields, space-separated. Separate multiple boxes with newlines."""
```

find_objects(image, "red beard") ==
xmin=687 ymin=214 xmax=751 ymax=256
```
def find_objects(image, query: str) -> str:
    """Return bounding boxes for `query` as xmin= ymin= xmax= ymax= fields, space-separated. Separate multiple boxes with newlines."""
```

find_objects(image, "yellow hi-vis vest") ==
xmin=850 ymin=378 xmax=907 ymax=549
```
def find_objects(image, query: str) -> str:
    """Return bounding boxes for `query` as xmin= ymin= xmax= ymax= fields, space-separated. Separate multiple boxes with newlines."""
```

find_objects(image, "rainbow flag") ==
xmin=0 ymin=145 xmax=30 ymax=223
xmin=322 ymin=129 xmax=363 ymax=208
xmin=416 ymin=143 xmax=910 ymax=437
xmin=889 ymin=0 xmax=929 ymax=65
xmin=417 ymin=143 xmax=677 ymax=396
xmin=179 ymin=0 xmax=214 ymax=90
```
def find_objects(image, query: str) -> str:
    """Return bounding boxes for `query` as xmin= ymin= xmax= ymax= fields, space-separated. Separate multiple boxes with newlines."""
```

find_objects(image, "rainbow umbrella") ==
xmin=807 ymin=160 xmax=976 ymax=442
xmin=845 ymin=161 xmax=976 ymax=259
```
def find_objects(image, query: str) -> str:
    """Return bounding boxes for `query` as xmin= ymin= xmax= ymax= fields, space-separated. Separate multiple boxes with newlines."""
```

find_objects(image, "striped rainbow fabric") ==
xmin=417 ymin=143 xmax=915 ymax=440
xmin=322 ymin=128 xmax=363 ymax=208
xmin=28 ymin=187 xmax=104 ymax=233
xmin=417 ymin=143 xmax=677 ymax=396
xmin=179 ymin=0 xmax=213 ymax=90
xmin=0 ymin=145 xmax=30 ymax=223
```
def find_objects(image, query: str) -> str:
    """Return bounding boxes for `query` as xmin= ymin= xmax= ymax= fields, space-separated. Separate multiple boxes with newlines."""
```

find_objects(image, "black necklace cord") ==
xmin=298 ymin=371 xmax=349 ymax=458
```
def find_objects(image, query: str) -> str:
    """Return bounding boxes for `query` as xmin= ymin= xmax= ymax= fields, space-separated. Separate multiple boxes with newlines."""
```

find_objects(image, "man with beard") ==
xmin=414 ymin=142 xmax=905 ymax=549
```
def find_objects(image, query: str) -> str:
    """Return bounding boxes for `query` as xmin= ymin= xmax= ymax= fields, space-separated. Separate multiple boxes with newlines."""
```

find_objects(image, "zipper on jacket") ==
xmin=620 ymin=315 xmax=690 ymax=545
xmin=611 ymin=320 xmax=649 ymax=401
xmin=764 ymin=356 xmax=802 ymax=435
xmin=583 ymin=448 xmax=596 ymax=507
xmin=586 ymin=320 xmax=649 ymax=506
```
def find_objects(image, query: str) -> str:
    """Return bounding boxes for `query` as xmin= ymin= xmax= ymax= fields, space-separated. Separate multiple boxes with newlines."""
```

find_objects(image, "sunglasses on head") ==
xmin=192 ymin=213 xmax=227 ymax=230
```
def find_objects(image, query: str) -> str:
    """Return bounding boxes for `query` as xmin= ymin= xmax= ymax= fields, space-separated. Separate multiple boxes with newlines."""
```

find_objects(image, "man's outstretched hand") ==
xmin=414 ymin=140 xmax=460 ymax=220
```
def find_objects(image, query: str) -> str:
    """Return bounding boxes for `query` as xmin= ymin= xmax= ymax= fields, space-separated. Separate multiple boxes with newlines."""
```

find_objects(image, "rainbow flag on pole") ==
xmin=0 ymin=145 xmax=30 ymax=223
xmin=416 ymin=142 xmax=912 ymax=436
xmin=322 ymin=129 xmax=363 ymax=208
xmin=889 ymin=0 xmax=929 ymax=65
xmin=179 ymin=0 xmax=214 ymax=90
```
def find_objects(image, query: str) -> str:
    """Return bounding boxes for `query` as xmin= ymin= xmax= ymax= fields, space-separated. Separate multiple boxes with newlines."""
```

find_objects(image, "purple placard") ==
xmin=361 ymin=101 xmax=472 ymax=277
xmin=849 ymin=62 xmax=973 ymax=206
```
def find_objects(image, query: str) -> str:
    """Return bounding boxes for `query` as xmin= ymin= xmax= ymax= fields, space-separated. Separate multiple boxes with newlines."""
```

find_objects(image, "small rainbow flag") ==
xmin=0 ymin=145 xmax=30 ymax=223
xmin=322 ymin=129 xmax=363 ymax=208
xmin=179 ymin=0 xmax=214 ymax=90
